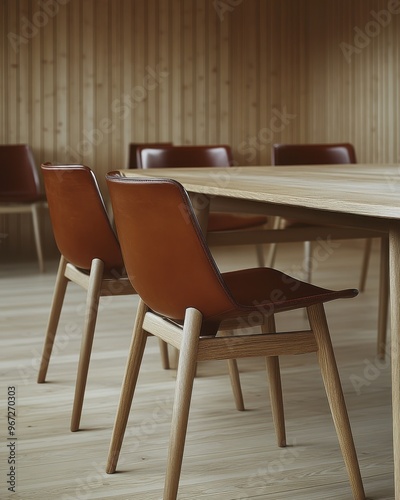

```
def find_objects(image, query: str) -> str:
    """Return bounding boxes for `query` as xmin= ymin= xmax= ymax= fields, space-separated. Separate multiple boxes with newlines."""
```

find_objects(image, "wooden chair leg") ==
xmin=257 ymin=215 xmax=287 ymax=268
xmin=227 ymin=358 xmax=245 ymax=411
xmin=106 ymin=299 xmax=149 ymax=473
xmin=219 ymin=331 xmax=245 ymax=411
xmin=377 ymin=236 xmax=389 ymax=359
xmin=262 ymin=315 xmax=286 ymax=447
xmin=304 ymin=241 xmax=312 ymax=283
xmin=358 ymin=238 xmax=372 ymax=292
xmin=31 ymin=202 xmax=45 ymax=272
xmin=37 ymin=255 xmax=69 ymax=383
xmin=266 ymin=356 xmax=285 ymax=447
xmin=159 ymin=339 xmax=170 ymax=369
xmin=307 ymin=303 xmax=365 ymax=500
xmin=255 ymin=244 xmax=265 ymax=267
xmin=266 ymin=243 xmax=277 ymax=267
xmin=266 ymin=216 xmax=283 ymax=268
xmin=170 ymin=346 xmax=180 ymax=369
xmin=163 ymin=308 xmax=202 ymax=500
xmin=71 ymin=258 xmax=104 ymax=432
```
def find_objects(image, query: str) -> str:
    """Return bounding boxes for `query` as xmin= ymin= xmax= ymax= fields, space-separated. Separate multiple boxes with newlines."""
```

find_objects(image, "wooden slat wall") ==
xmin=1 ymin=0 xmax=399 ymax=259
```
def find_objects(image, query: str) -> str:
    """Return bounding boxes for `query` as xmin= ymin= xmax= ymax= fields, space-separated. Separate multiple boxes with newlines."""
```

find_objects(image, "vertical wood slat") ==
xmin=257 ymin=0 xmax=271 ymax=167
xmin=55 ymin=0 xmax=68 ymax=160
xmin=6 ymin=0 xmax=18 ymax=144
xmin=80 ymin=1 xmax=94 ymax=166
xmin=0 ymin=0 xmax=8 ymax=252
xmin=147 ymin=0 xmax=158 ymax=139
xmin=30 ymin=4 xmax=42 ymax=155
xmin=42 ymin=4 xmax=55 ymax=159
xmin=170 ymin=0 xmax=182 ymax=145
xmin=0 ymin=2 xmax=4 ymax=140
xmin=17 ymin=0 xmax=32 ymax=251
xmin=66 ymin=0 xmax=81 ymax=164
xmin=93 ymin=0 xmax=109 ymax=194
xmin=230 ymin=2 xmax=244 ymax=160
xmin=1 ymin=0 xmax=400 ymax=260
xmin=18 ymin=0 xmax=29 ymax=144
xmin=109 ymin=0 xmax=122 ymax=173
xmin=206 ymin=2 xmax=217 ymax=145
xmin=158 ymin=0 xmax=171 ymax=143
xmin=3 ymin=1 xmax=21 ymax=255
xmin=132 ymin=0 xmax=146 ymax=144
xmin=182 ymin=0 xmax=194 ymax=144
xmin=0 ymin=6 xmax=6 ymax=260
xmin=195 ymin=1 xmax=206 ymax=144
xmin=120 ymin=0 xmax=133 ymax=166
xmin=243 ymin=0 xmax=259 ymax=163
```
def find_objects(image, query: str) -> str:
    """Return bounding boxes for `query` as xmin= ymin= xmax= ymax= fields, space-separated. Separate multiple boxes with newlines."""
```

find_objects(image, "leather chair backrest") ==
xmin=41 ymin=164 xmax=124 ymax=273
xmin=0 ymin=144 xmax=42 ymax=202
xmin=106 ymin=172 xmax=237 ymax=328
xmin=272 ymin=143 xmax=356 ymax=165
xmin=127 ymin=142 xmax=173 ymax=169
xmin=136 ymin=145 xmax=233 ymax=169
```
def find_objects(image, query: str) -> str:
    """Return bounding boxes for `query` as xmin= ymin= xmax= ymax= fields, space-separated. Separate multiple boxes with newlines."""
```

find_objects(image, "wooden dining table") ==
xmin=119 ymin=163 xmax=400 ymax=498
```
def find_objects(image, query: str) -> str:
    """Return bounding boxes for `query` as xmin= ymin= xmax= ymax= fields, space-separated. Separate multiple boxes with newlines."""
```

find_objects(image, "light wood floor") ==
xmin=0 ymin=240 xmax=394 ymax=499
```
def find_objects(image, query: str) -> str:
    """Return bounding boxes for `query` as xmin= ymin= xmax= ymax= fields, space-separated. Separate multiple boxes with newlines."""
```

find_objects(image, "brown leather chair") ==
xmin=37 ymin=164 xmax=244 ymax=432
xmin=136 ymin=144 xmax=269 ymax=244
xmin=272 ymin=143 xmax=364 ymax=282
xmin=0 ymin=144 xmax=47 ymax=271
xmin=273 ymin=142 xmax=357 ymax=165
xmin=272 ymin=143 xmax=389 ymax=359
xmin=37 ymin=164 xmax=138 ymax=432
xmin=127 ymin=142 xmax=173 ymax=169
xmin=105 ymin=173 xmax=365 ymax=500
xmin=272 ymin=143 xmax=371 ymax=287
xmin=136 ymin=144 xmax=235 ymax=168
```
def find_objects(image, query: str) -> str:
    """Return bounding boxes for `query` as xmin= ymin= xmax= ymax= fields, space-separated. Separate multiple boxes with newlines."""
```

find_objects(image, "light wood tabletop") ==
xmin=119 ymin=164 xmax=400 ymax=222
xmin=119 ymin=164 xmax=400 ymax=499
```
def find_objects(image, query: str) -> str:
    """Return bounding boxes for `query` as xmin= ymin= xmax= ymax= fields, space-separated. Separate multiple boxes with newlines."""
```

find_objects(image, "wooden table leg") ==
xmin=389 ymin=223 xmax=400 ymax=499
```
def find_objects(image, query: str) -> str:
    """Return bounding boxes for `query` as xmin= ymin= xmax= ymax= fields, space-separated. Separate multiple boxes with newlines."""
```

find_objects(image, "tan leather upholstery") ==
xmin=41 ymin=164 xmax=124 ymax=275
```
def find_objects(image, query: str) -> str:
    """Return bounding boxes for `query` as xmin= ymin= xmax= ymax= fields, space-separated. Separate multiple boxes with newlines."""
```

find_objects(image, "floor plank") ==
xmin=0 ymin=240 xmax=393 ymax=499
